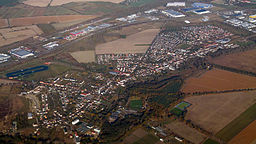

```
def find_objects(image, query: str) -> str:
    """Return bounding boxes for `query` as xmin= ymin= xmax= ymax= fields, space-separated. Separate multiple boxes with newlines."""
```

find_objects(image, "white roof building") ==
xmin=166 ymin=2 xmax=185 ymax=7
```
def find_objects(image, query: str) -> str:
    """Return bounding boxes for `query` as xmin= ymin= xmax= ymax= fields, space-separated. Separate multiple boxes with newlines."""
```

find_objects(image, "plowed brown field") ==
xmin=229 ymin=120 xmax=256 ymax=144
xmin=210 ymin=49 xmax=256 ymax=73
xmin=182 ymin=69 xmax=256 ymax=93
xmin=9 ymin=15 xmax=97 ymax=27
xmin=185 ymin=91 xmax=256 ymax=134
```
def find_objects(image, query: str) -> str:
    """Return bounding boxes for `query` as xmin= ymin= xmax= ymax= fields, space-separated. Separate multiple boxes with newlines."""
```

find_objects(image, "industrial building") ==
xmin=162 ymin=10 xmax=185 ymax=18
xmin=192 ymin=3 xmax=213 ymax=9
xmin=166 ymin=2 xmax=185 ymax=7
xmin=10 ymin=47 xmax=34 ymax=59
xmin=193 ymin=9 xmax=210 ymax=15
xmin=0 ymin=53 xmax=10 ymax=63
xmin=43 ymin=41 xmax=59 ymax=50
xmin=249 ymin=15 xmax=256 ymax=18
xmin=182 ymin=7 xmax=200 ymax=12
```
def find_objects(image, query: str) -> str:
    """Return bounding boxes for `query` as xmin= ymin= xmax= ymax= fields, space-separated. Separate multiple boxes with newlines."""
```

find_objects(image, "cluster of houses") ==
xmin=96 ymin=25 xmax=235 ymax=79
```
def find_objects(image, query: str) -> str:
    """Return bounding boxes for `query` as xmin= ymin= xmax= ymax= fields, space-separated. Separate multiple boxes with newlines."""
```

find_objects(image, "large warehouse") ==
xmin=192 ymin=3 xmax=213 ymax=9
xmin=162 ymin=10 xmax=185 ymax=18
xmin=10 ymin=48 xmax=34 ymax=59
xmin=193 ymin=9 xmax=210 ymax=15
xmin=166 ymin=2 xmax=186 ymax=7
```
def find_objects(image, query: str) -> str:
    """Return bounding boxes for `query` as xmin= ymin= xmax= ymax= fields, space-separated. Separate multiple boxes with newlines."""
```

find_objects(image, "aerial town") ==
xmin=1 ymin=0 xmax=256 ymax=143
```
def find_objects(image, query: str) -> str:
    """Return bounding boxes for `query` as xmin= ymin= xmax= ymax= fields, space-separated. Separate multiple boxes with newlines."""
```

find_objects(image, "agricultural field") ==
xmin=216 ymin=103 xmax=256 ymax=142
xmin=8 ymin=15 xmax=98 ymax=27
xmin=23 ymin=0 xmax=124 ymax=7
xmin=203 ymin=139 xmax=219 ymax=144
xmin=123 ymin=128 xmax=160 ymax=144
xmin=209 ymin=49 xmax=256 ymax=73
xmin=0 ymin=25 xmax=43 ymax=47
xmin=23 ymin=0 xmax=51 ymax=7
xmin=0 ymin=19 xmax=8 ymax=28
xmin=166 ymin=121 xmax=206 ymax=144
xmin=185 ymin=91 xmax=256 ymax=134
xmin=95 ymin=29 xmax=159 ymax=54
xmin=50 ymin=0 xmax=124 ymax=6
xmin=181 ymin=69 xmax=256 ymax=93
xmin=229 ymin=120 xmax=256 ymax=144
xmin=70 ymin=50 xmax=95 ymax=63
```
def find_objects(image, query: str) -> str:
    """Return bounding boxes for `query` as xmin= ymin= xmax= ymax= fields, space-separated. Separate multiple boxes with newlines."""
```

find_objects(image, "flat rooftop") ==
xmin=12 ymin=49 xmax=33 ymax=57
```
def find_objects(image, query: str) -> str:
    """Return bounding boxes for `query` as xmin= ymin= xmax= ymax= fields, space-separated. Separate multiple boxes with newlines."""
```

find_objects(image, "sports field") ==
xmin=175 ymin=101 xmax=191 ymax=111
xmin=181 ymin=69 xmax=256 ymax=93
xmin=229 ymin=120 xmax=256 ymax=144
xmin=210 ymin=49 xmax=256 ymax=73
xmin=95 ymin=29 xmax=159 ymax=54
xmin=129 ymin=100 xmax=143 ymax=110
xmin=0 ymin=25 xmax=43 ymax=47
xmin=216 ymin=103 xmax=256 ymax=142
xmin=9 ymin=15 xmax=97 ymax=27
xmin=185 ymin=91 xmax=256 ymax=134
xmin=166 ymin=121 xmax=206 ymax=144
xmin=70 ymin=50 xmax=96 ymax=63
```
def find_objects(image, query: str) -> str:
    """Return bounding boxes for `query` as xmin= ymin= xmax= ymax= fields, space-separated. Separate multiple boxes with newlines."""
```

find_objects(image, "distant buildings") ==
xmin=0 ymin=53 xmax=10 ymax=63
xmin=166 ymin=2 xmax=185 ymax=7
xmin=193 ymin=9 xmax=210 ymax=15
xmin=192 ymin=3 xmax=213 ymax=9
xmin=10 ymin=46 xmax=34 ymax=59
xmin=162 ymin=10 xmax=185 ymax=18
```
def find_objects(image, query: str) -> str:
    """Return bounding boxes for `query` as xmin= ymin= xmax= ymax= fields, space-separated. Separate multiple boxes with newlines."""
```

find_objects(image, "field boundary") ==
xmin=211 ymin=64 xmax=256 ymax=77
xmin=216 ymin=103 xmax=256 ymax=142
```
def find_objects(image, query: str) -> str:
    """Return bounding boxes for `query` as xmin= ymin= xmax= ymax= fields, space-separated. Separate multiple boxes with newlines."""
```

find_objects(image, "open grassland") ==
xmin=8 ymin=15 xmax=97 ymax=27
xmin=210 ymin=49 xmax=256 ymax=74
xmin=185 ymin=91 xmax=256 ymax=134
xmin=229 ymin=120 xmax=256 ymax=144
xmin=0 ymin=25 xmax=43 ymax=47
xmin=181 ymin=69 xmax=256 ymax=93
xmin=95 ymin=29 xmax=159 ymax=54
xmin=70 ymin=50 xmax=95 ymax=63
xmin=216 ymin=103 xmax=256 ymax=142
xmin=166 ymin=121 xmax=206 ymax=144
xmin=0 ymin=84 xmax=29 ymax=132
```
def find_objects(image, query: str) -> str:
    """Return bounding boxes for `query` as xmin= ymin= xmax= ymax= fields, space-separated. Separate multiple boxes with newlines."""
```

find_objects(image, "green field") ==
xmin=216 ymin=103 xmax=256 ymax=142
xmin=175 ymin=101 xmax=191 ymax=111
xmin=129 ymin=100 xmax=143 ymax=110
xmin=170 ymin=107 xmax=183 ymax=116
xmin=134 ymin=44 xmax=151 ymax=46
xmin=133 ymin=134 xmax=159 ymax=144
xmin=203 ymin=139 xmax=219 ymax=144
